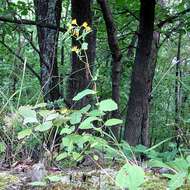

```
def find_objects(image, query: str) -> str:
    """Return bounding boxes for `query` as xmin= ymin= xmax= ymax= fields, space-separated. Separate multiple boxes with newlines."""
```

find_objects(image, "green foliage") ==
xmin=116 ymin=162 xmax=145 ymax=190
xmin=72 ymin=89 xmax=96 ymax=101
xmin=0 ymin=143 xmax=5 ymax=154
xmin=98 ymin=99 xmax=118 ymax=112
xmin=16 ymin=89 xmax=122 ymax=163
xmin=148 ymin=156 xmax=190 ymax=190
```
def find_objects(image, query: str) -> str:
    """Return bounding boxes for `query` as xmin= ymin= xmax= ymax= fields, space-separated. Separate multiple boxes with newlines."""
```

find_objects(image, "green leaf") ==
xmin=0 ymin=143 xmax=6 ymax=153
xmin=72 ymin=152 xmax=81 ymax=161
xmin=168 ymin=172 xmax=186 ymax=190
xmin=69 ymin=111 xmax=82 ymax=125
xmin=60 ymin=126 xmax=75 ymax=135
xmin=88 ymin=109 xmax=105 ymax=117
xmin=35 ymin=121 xmax=53 ymax=132
xmin=72 ymin=89 xmax=96 ymax=101
xmin=38 ymin=110 xmax=54 ymax=118
xmin=81 ymin=42 xmax=88 ymax=50
xmin=148 ymin=159 xmax=173 ymax=170
xmin=116 ymin=163 xmax=145 ymax=190
xmin=93 ymin=155 xmax=99 ymax=161
xmin=45 ymin=113 xmax=59 ymax=121
xmin=56 ymin=152 xmax=68 ymax=161
xmin=19 ymin=106 xmax=38 ymax=124
xmin=167 ymin=158 xmax=189 ymax=172
xmin=104 ymin=118 xmax=123 ymax=126
xmin=80 ymin=104 xmax=91 ymax=114
xmin=46 ymin=175 xmax=63 ymax=182
xmin=18 ymin=128 xmax=32 ymax=139
xmin=79 ymin=116 xmax=101 ymax=129
xmin=98 ymin=99 xmax=118 ymax=112
xmin=29 ymin=181 xmax=46 ymax=187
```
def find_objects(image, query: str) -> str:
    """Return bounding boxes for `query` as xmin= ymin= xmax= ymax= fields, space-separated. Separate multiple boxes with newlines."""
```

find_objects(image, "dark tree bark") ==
xmin=124 ymin=0 xmax=156 ymax=146
xmin=97 ymin=0 xmax=122 ymax=141
xmin=34 ymin=0 xmax=62 ymax=102
xmin=67 ymin=0 xmax=96 ymax=109
xmin=148 ymin=31 xmax=160 ymax=100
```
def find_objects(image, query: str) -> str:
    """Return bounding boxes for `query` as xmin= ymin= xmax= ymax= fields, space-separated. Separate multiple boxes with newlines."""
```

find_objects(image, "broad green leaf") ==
xmin=80 ymin=104 xmax=91 ymax=114
xmin=98 ymin=99 xmax=118 ymax=112
xmin=60 ymin=126 xmax=75 ymax=135
xmin=72 ymin=89 xmax=96 ymax=101
xmin=70 ymin=111 xmax=82 ymax=125
xmin=35 ymin=121 xmax=53 ymax=132
xmin=167 ymin=158 xmax=189 ymax=172
xmin=54 ymin=115 xmax=69 ymax=127
xmin=116 ymin=163 xmax=145 ymax=190
xmin=18 ymin=128 xmax=32 ymax=139
xmin=148 ymin=159 xmax=173 ymax=170
xmin=79 ymin=116 xmax=101 ymax=129
xmin=45 ymin=113 xmax=59 ymax=121
xmin=88 ymin=109 xmax=105 ymax=117
xmin=56 ymin=152 xmax=68 ymax=161
xmin=168 ymin=172 xmax=186 ymax=190
xmin=19 ymin=106 xmax=38 ymax=124
xmin=38 ymin=110 xmax=54 ymax=118
xmin=104 ymin=118 xmax=123 ymax=126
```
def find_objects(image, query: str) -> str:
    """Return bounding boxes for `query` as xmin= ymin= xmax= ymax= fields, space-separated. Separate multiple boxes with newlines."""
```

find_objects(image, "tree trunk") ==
xmin=124 ymin=0 xmax=156 ymax=146
xmin=175 ymin=33 xmax=182 ymax=147
xmin=67 ymin=0 xmax=96 ymax=109
xmin=34 ymin=0 xmax=62 ymax=102
xmin=97 ymin=0 xmax=122 ymax=141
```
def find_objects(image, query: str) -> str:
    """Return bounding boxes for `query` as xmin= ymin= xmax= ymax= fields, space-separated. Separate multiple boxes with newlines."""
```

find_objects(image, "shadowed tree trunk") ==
xmin=67 ymin=0 xmax=96 ymax=109
xmin=97 ymin=0 xmax=122 ymax=141
xmin=148 ymin=31 xmax=160 ymax=101
xmin=175 ymin=32 xmax=182 ymax=147
xmin=34 ymin=0 xmax=62 ymax=102
xmin=124 ymin=0 xmax=156 ymax=146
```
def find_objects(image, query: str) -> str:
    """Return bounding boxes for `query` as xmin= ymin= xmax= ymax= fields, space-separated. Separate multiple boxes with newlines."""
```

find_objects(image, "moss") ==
xmin=142 ymin=172 xmax=168 ymax=190
xmin=0 ymin=172 xmax=19 ymax=190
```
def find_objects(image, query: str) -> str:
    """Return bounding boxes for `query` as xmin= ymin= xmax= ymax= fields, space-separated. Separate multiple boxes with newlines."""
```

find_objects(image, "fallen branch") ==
xmin=0 ymin=40 xmax=41 ymax=82
xmin=0 ymin=16 xmax=66 ymax=33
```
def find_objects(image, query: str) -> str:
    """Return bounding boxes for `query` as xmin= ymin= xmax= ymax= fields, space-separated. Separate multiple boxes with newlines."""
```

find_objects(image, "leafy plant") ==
xmin=148 ymin=155 xmax=190 ymax=190
xmin=17 ymin=89 xmax=123 ymax=163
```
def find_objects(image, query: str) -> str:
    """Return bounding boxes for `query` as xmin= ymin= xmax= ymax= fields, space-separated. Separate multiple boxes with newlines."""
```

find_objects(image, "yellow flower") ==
xmin=82 ymin=22 xmax=88 ymax=28
xmin=73 ymin=30 xmax=79 ymax=37
xmin=59 ymin=108 xmax=68 ymax=114
xmin=71 ymin=46 xmax=80 ymax=54
xmin=85 ymin=26 xmax=92 ymax=32
xmin=71 ymin=19 xmax=77 ymax=25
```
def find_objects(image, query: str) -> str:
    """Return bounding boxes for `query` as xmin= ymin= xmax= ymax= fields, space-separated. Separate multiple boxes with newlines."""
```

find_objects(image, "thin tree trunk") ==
xmin=124 ymin=0 xmax=156 ymax=146
xmin=67 ymin=0 xmax=96 ymax=109
xmin=34 ymin=0 xmax=62 ymax=102
xmin=97 ymin=0 xmax=122 ymax=141
xmin=175 ymin=33 xmax=182 ymax=147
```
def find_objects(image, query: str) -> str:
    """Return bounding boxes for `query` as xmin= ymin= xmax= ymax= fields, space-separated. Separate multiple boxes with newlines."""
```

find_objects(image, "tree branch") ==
xmin=0 ymin=40 xmax=41 ymax=82
xmin=0 ymin=16 xmax=66 ymax=33
xmin=158 ymin=8 xmax=190 ymax=28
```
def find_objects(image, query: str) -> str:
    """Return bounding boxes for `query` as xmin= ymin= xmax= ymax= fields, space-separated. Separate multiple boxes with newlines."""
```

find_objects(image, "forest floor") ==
xmin=0 ymin=163 xmax=169 ymax=190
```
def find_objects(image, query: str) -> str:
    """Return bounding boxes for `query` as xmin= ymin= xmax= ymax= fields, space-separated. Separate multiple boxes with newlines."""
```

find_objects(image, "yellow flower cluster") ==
xmin=71 ymin=46 xmax=80 ymax=54
xmin=68 ymin=19 xmax=92 ymax=55
xmin=82 ymin=21 xmax=92 ymax=32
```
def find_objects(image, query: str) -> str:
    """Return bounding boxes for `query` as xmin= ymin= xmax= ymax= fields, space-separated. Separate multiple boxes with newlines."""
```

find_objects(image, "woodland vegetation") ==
xmin=0 ymin=0 xmax=190 ymax=189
